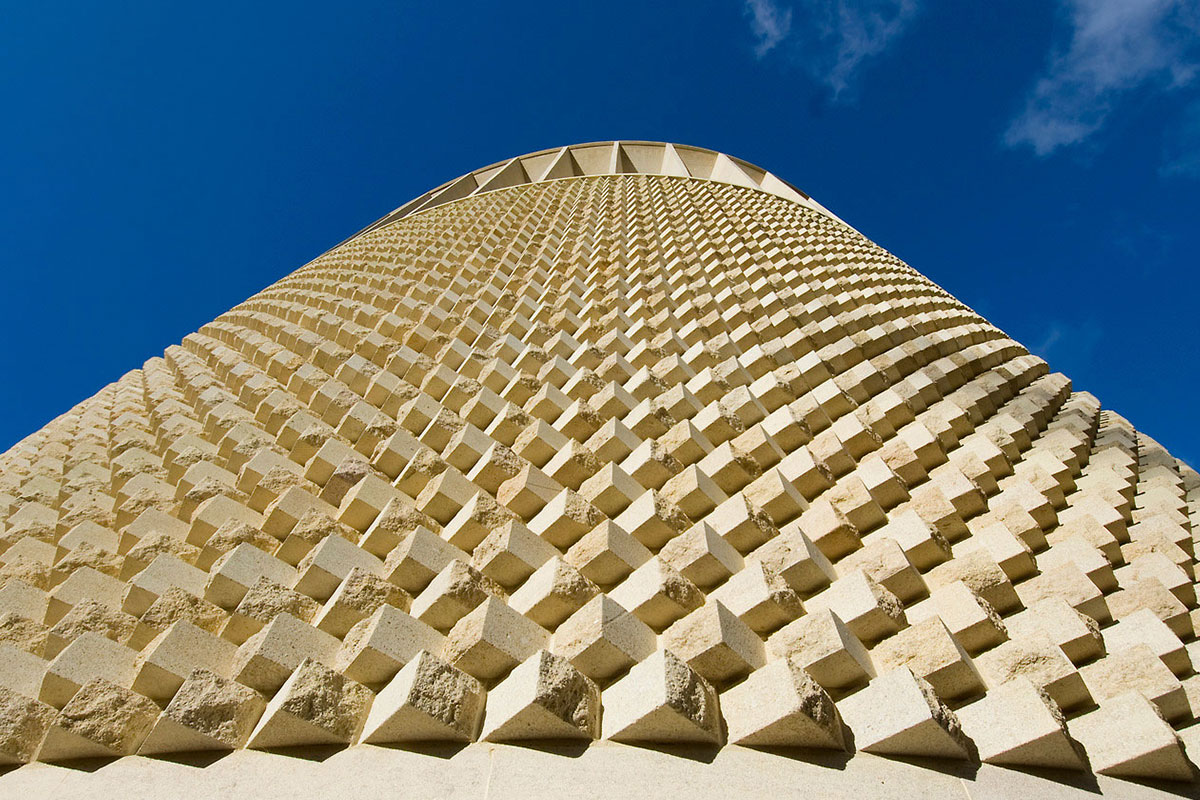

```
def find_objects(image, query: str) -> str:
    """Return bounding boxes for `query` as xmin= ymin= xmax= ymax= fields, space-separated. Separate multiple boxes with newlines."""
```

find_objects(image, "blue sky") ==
xmin=1 ymin=1 xmax=1198 ymax=466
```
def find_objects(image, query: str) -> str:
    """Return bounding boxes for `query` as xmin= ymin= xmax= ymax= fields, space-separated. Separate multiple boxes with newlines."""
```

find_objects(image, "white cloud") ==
xmin=818 ymin=0 xmax=921 ymax=97
xmin=1006 ymin=0 xmax=1200 ymax=155
xmin=746 ymin=0 xmax=793 ymax=57
xmin=744 ymin=0 xmax=921 ymax=98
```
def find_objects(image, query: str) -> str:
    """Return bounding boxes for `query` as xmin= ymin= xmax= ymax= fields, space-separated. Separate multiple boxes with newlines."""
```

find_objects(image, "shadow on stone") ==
xmin=360 ymin=741 xmax=470 ymax=760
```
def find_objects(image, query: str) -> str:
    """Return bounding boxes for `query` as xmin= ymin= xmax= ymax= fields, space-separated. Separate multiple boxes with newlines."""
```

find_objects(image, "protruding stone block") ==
xmin=360 ymin=650 xmax=485 ymax=743
xmin=410 ymin=560 xmax=505 ymax=632
xmin=564 ymin=522 xmax=652 ymax=588
xmin=138 ymin=668 xmax=266 ymax=753
xmin=230 ymin=612 xmax=339 ymax=694
xmin=768 ymin=609 xmax=874 ymax=692
xmin=39 ymin=678 xmax=159 ymax=761
xmin=551 ymin=595 xmax=657 ymax=684
xmin=602 ymin=649 xmax=721 ymax=744
xmin=956 ymin=679 xmax=1085 ymax=769
xmin=1069 ymin=691 xmax=1192 ymax=780
xmin=442 ymin=596 xmax=548 ymax=684
xmin=132 ymin=620 xmax=238 ymax=702
xmin=608 ymin=557 xmax=704 ymax=632
xmin=480 ymin=650 xmax=600 ymax=741
xmin=247 ymin=658 xmax=373 ymax=748
xmin=837 ymin=667 xmax=971 ymax=759
xmin=508 ymin=557 xmax=599 ymax=631
xmin=336 ymin=605 xmax=444 ymax=688
xmin=722 ymin=658 xmax=844 ymax=749
xmin=662 ymin=600 xmax=765 ymax=685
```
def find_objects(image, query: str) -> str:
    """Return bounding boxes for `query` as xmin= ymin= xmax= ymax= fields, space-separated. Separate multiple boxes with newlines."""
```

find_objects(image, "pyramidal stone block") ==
xmin=360 ymin=650 xmax=485 ymax=744
xmin=721 ymin=658 xmax=844 ymax=749
xmin=601 ymin=649 xmax=721 ymax=745
xmin=837 ymin=667 xmax=972 ymax=760
xmin=480 ymin=650 xmax=600 ymax=741
xmin=138 ymin=667 xmax=266 ymax=753
xmin=247 ymin=658 xmax=373 ymax=749
xmin=38 ymin=678 xmax=160 ymax=761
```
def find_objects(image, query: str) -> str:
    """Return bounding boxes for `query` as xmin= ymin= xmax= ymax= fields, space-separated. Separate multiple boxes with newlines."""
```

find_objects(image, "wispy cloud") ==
xmin=746 ymin=0 xmax=793 ymax=57
xmin=1031 ymin=318 xmax=1103 ymax=366
xmin=1006 ymin=0 xmax=1200 ymax=156
xmin=744 ymin=0 xmax=922 ymax=99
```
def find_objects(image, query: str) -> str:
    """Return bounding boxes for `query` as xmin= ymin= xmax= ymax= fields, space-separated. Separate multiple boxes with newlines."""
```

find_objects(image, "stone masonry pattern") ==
xmin=0 ymin=141 xmax=1197 ymax=783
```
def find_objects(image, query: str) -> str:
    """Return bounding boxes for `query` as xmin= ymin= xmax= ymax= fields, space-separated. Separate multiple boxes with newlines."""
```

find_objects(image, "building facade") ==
xmin=0 ymin=142 xmax=1196 ymax=796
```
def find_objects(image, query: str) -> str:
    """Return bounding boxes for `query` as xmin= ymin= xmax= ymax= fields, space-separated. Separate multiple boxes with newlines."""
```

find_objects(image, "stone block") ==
xmin=441 ymin=491 xmax=517 ymax=554
xmin=806 ymin=571 xmax=905 ymax=645
xmin=222 ymin=577 xmax=319 ymax=644
xmin=563 ymin=521 xmax=651 ymax=588
xmin=601 ymin=649 xmax=721 ymax=744
xmin=230 ymin=612 xmax=340 ymax=694
xmin=768 ymin=609 xmax=875 ymax=692
xmin=839 ymin=535 xmax=926 ymax=604
xmin=661 ymin=600 xmax=765 ymax=685
xmin=441 ymin=596 xmax=548 ymax=684
xmin=551 ymin=594 xmax=656 ymax=684
xmin=708 ymin=561 xmax=803 ymax=635
xmin=122 ymin=554 xmax=208 ymax=617
xmin=872 ymin=617 xmax=984 ymax=702
xmin=613 ymin=490 xmax=691 ymax=550
xmin=526 ymin=489 xmax=604 ymax=550
xmin=721 ymin=658 xmax=843 ymax=749
xmin=472 ymin=520 xmax=559 ymax=589
xmin=206 ymin=542 xmax=297 ymax=609
xmin=1104 ymin=608 xmax=1190 ymax=676
xmin=335 ymin=605 xmax=444 ymax=687
xmin=410 ymin=559 xmax=505 ymax=632
xmin=479 ymin=649 xmax=600 ymax=741
xmin=293 ymin=533 xmax=382 ymax=602
xmin=608 ymin=556 xmax=704 ymax=632
xmin=247 ymin=658 xmax=373 ymax=748
xmin=132 ymin=620 xmax=237 ymax=702
xmin=658 ymin=522 xmax=744 ymax=590
xmin=360 ymin=650 xmax=485 ymax=743
xmin=0 ymin=687 xmax=55 ymax=764
xmin=1068 ymin=691 xmax=1192 ymax=780
xmin=906 ymin=581 xmax=1007 ymax=655
xmin=40 ymin=632 xmax=139 ymax=709
xmin=705 ymin=494 xmax=779 ymax=554
xmin=975 ymin=632 xmax=1091 ymax=712
xmin=138 ymin=668 xmax=266 ymax=753
xmin=956 ymin=679 xmax=1085 ymax=769
xmin=382 ymin=525 xmax=462 ymax=595
xmin=314 ymin=568 xmax=411 ymax=638
xmin=508 ymin=557 xmax=599 ymax=631
xmin=836 ymin=667 xmax=971 ymax=759
xmin=38 ymin=678 xmax=159 ymax=760
xmin=1080 ymin=643 xmax=1189 ymax=722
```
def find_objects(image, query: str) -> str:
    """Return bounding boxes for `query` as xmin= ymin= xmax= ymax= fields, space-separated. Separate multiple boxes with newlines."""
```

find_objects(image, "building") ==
xmin=0 ymin=141 xmax=1196 ymax=797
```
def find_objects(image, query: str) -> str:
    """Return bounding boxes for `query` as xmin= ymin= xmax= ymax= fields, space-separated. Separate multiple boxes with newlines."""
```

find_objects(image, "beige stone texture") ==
xmin=39 ymin=678 xmax=159 ymax=760
xmin=247 ymin=658 xmax=373 ymax=749
xmin=837 ymin=667 xmax=971 ymax=759
xmin=956 ymin=679 xmax=1085 ymax=769
xmin=721 ymin=657 xmax=844 ymax=748
xmin=601 ymin=649 xmax=721 ymax=744
xmin=551 ymin=594 xmax=657 ymax=684
xmin=0 ymin=141 xmax=1197 ymax=793
xmin=479 ymin=650 xmax=600 ymax=741
xmin=360 ymin=650 xmax=485 ymax=743
xmin=139 ymin=668 xmax=266 ymax=753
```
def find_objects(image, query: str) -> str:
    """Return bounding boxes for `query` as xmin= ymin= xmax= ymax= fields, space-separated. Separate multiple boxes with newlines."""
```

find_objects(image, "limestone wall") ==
xmin=0 ymin=145 xmax=1197 ymax=792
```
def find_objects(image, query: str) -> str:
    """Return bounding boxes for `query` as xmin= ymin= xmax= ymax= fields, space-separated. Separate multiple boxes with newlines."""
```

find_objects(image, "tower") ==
xmin=0 ymin=142 xmax=1196 ymax=795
